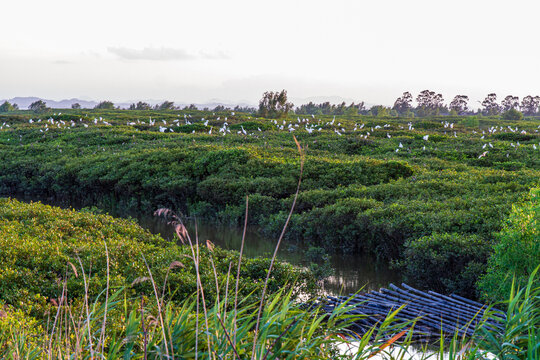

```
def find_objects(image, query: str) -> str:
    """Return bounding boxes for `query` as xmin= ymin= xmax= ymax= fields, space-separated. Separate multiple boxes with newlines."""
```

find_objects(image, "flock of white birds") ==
xmin=1 ymin=112 xmax=539 ymax=159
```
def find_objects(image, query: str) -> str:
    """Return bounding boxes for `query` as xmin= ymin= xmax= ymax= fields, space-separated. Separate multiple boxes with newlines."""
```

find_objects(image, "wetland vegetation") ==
xmin=0 ymin=101 xmax=538 ymax=358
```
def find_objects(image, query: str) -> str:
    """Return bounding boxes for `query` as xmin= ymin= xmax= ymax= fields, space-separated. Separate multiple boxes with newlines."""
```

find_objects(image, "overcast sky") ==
xmin=1 ymin=0 xmax=539 ymax=106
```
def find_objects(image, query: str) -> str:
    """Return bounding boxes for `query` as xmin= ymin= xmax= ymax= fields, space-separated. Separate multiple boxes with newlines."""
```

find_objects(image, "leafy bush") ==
xmin=478 ymin=188 xmax=539 ymax=301
xmin=459 ymin=116 xmax=479 ymax=127
xmin=397 ymin=232 xmax=493 ymax=298
xmin=502 ymin=108 xmax=523 ymax=120
xmin=415 ymin=120 xmax=443 ymax=129
xmin=229 ymin=121 xmax=273 ymax=131
xmin=174 ymin=123 xmax=207 ymax=133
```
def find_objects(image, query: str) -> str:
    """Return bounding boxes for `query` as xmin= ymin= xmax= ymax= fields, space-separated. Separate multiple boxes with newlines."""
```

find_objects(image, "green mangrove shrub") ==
xmin=478 ymin=188 xmax=540 ymax=301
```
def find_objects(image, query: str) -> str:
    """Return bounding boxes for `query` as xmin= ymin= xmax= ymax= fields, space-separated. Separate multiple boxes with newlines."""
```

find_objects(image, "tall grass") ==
xmin=2 ymin=268 xmax=538 ymax=359
xmin=472 ymin=267 xmax=540 ymax=360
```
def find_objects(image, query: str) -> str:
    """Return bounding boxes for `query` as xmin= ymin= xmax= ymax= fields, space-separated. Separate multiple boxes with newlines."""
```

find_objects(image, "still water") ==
xmin=134 ymin=215 xmax=400 ymax=296
xmin=10 ymin=195 xmax=401 ymax=296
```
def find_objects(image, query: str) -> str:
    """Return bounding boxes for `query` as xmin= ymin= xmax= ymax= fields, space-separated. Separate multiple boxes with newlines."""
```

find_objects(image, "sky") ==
xmin=1 ymin=0 xmax=540 ymax=107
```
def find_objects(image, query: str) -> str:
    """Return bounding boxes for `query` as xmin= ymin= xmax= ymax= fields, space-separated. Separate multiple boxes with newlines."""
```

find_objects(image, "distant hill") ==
xmin=1 ymin=96 xmax=370 ymax=110
xmin=1 ymin=97 xmax=98 ymax=109
xmin=0 ymin=97 xmax=257 ymax=110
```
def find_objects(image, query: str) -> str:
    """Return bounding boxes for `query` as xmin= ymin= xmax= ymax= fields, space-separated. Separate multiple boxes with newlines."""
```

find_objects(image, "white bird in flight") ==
xmin=478 ymin=151 xmax=488 ymax=159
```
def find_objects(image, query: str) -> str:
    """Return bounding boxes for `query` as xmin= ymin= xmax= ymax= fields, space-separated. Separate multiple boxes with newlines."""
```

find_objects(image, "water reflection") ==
xmin=325 ymin=254 xmax=401 ymax=295
xmin=140 ymin=216 xmax=402 ymax=296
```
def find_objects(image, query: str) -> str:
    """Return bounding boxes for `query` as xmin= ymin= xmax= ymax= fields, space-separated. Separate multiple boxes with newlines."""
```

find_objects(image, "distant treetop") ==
xmin=156 ymin=101 xmax=176 ymax=110
xmin=0 ymin=101 xmax=18 ymax=112
xmin=129 ymin=101 xmax=151 ymax=110
xmin=94 ymin=101 xmax=115 ymax=110
xmin=29 ymin=100 xmax=49 ymax=113
xmin=257 ymin=90 xmax=294 ymax=118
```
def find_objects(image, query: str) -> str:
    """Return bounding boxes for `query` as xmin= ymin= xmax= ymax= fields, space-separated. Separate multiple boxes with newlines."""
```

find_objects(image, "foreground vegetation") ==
xmin=1 ymin=273 xmax=538 ymax=359
xmin=0 ymin=108 xmax=538 ymax=298
xmin=0 ymin=198 xmax=538 ymax=359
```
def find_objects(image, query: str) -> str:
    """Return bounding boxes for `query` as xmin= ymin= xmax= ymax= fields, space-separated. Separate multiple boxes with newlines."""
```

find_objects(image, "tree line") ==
xmin=391 ymin=91 xmax=540 ymax=118
xmin=127 ymin=101 xmax=256 ymax=113
xmin=292 ymin=92 xmax=540 ymax=118
xmin=258 ymin=90 xmax=540 ymax=119
xmin=0 ymin=99 xmax=256 ymax=114
xmin=1 ymin=90 xmax=539 ymax=119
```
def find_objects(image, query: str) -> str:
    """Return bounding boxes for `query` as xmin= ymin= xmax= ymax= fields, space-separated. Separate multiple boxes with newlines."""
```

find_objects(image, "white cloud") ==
xmin=107 ymin=47 xmax=228 ymax=61
xmin=107 ymin=47 xmax=194 ymax=61
xmin=199 ymin=50 xmax=229 ymax=60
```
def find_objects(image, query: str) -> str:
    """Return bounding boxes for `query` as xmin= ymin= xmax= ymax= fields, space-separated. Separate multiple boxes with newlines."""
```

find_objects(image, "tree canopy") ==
xmin=296 ymin=101 xmax=364 ymax=116
xmin=449 ymin=95 xmax=469 ymax=115
xmin=0 ymin=101 xmax=18 ymax=112
xmin=29 ymin=100 xmax=49 ymax=113
xmin=416 ymin=90 xmax=445 ymax=116
xmin=393 ymin=92 xmax=413 ymax=114
xmin=156 ymin=101 xmax=176 ymax=110
xmin=94 ymin=101 xmax=115 ymax=110
xmin=258 ymin=90 xmax=294 ymax=118
xmin=129 ymin=101 xmax=151 ymax=110
xmin=520 ymin=95 xmax=540 ymax=116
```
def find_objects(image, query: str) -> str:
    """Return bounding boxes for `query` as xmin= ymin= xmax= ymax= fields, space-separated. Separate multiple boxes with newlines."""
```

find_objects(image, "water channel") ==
xmin=8 ymin=195 xmax=401 ymax=296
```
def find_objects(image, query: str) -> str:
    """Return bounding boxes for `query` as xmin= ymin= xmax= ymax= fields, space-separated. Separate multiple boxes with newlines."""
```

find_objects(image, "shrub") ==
xmin=502 ymin=108 xmax=523 ymax=121
xmin=229 ymin=121 xmax=273 ymax=131
xmin=478 ymin=188 xmax=539 ymax=301
xmin=397 ymin=232 xmax=493 ymax=298
xmin=459 ymin=116 xmax=479 ymax=127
